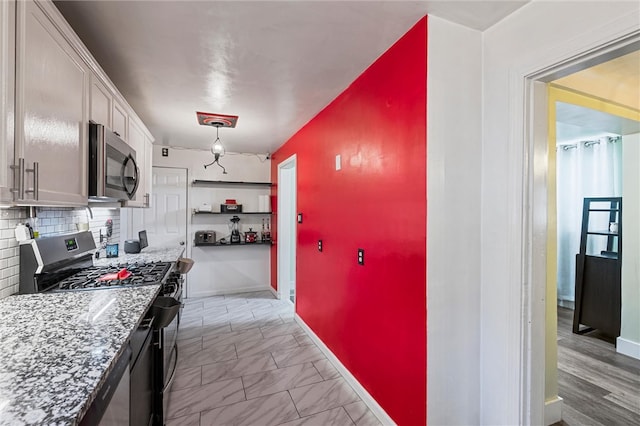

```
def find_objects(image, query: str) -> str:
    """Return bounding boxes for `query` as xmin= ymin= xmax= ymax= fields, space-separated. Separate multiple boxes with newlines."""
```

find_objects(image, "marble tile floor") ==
xmin=167 ymin=290 xmax=383 ymax=426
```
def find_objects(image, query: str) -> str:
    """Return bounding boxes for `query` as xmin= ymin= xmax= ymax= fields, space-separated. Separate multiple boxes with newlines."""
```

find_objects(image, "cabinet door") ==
xmin=90 ymin=73 xmax=111 ymax=128
xmin=0 ymin=0 xmax=16 ymax=203
xmin=123 ymin=119 xmax=145 ymax=207
xmin=112 ymin=98 xmax=128 ymax=141
xmin=129 ymin=329 xmax=154 ymax=426
xmin=15 ymin=0 xmax=88 ymax=205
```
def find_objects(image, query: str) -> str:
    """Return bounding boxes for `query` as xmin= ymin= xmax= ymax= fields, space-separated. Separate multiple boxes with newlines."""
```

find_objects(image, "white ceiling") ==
xmin=553 ymin=49 xmax=640 ymax=144
xmin=54 ymin=0 xmax=530 ymax=153
xmin=556 ymin=102 xmax=640 ymax=144
xmin=553 ymin=50 xmax=640 ymax=111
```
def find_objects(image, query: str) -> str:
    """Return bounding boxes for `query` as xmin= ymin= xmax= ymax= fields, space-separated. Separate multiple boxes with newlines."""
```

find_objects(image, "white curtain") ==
xmin=556 ymin=136 xmax=622 ymax=304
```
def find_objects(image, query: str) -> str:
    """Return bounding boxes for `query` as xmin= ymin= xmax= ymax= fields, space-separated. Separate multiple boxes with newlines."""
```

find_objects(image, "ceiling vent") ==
xmin=196 ymin=111 xmax=238 ymax=128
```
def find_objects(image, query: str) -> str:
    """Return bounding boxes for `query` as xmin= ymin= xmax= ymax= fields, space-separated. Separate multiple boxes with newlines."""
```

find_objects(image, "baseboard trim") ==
xmin=187 ymin=285 xmax=271 ymax=298
xmin=616 ymin=336 xmax=640 ymax=360
xmin=544 ymin=396 xmax=563 ymax=426
xmin=294 ymin=314 xmax=396 ymax=426
xmin=269 ymin=286 xmax=278 ymax=299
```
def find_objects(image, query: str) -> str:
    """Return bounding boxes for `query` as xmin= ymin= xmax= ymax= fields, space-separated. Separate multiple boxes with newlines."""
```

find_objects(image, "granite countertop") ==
xmin=0 ymin=285 xmax=160 ymax=425
xmin=93 ymin=244 xmax=185 ymax=267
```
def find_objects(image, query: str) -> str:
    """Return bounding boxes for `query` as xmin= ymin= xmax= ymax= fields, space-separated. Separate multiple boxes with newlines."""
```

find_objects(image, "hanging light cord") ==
xmin=213 ymin=125 xmax=221 ymax=147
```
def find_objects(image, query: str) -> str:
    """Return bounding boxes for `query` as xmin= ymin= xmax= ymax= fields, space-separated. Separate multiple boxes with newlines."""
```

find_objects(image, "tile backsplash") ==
xmin=0 ymin=207 xmax=120 ymax=299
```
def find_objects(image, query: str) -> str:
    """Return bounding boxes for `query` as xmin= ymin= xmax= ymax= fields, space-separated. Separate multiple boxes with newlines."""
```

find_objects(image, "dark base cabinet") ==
xmin=130 ymin=317 xmax=155 ymax=426
xmin=573 ymin=254 xmax=621 ymax=337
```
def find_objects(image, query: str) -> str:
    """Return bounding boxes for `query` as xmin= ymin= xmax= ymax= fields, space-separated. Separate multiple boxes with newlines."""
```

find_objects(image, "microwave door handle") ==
xmin=121 ymin=154 xmax=140 ymax=199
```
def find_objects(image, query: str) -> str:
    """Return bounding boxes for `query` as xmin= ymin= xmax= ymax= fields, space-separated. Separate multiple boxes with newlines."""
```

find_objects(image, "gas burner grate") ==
xmin=57 ymin=262 xmax=172 ymax=291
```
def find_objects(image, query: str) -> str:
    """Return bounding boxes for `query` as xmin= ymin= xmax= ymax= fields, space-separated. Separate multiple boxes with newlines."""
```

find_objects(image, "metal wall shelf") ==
xmin=192 ymin=180 xmax=272 ymax=187
xmin=193 ymin=211 xmax=272 ymax=215
xmin=194 ymin=241 xmax=273 ymax=247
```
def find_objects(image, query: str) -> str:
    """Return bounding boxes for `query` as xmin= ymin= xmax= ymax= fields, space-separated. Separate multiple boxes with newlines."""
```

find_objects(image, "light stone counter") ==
xmin=0 ymin=285 xmax=160 ymax=425
xmin=93 ymin=244 xmax=185 ymax=267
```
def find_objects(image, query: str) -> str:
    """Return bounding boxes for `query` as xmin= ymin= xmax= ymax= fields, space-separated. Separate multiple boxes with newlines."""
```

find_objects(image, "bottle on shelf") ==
xmin=262 ymin=218 xmax=271 ymax=242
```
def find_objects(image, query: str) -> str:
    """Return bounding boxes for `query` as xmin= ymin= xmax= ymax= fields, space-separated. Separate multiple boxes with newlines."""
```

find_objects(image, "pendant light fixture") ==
xmin=204 ymin=123 xmax=227 ymax=173
xmin=196 ymin=111 xmax=238 ymax=174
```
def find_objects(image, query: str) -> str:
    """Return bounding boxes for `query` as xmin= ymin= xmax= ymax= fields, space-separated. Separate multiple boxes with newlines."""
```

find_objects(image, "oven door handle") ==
xmin=163 ymin=343 xmax=179 ymax=393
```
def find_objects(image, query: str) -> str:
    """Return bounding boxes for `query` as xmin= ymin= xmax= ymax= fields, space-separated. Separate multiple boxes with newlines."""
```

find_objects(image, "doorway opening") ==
xmin=548 ymin=58 xmax=640 ymax=424
xmin=525 ymin=38 xmax=640 ymax=425
xmin=277 ymin=154 xmax=297 ymax=304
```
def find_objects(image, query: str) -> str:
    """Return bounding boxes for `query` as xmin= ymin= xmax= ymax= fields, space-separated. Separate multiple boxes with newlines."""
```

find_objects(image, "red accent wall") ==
xmin=270 ymin=17 xmax=427 ymax=426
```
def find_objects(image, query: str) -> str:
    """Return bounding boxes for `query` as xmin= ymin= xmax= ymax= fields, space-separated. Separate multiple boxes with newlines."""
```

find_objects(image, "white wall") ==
xmin=153 ymin=146 xmax=272 ymax=297
xmin=620 ymin=132 xmax=640 ymax=359
xmin=426 ymin=15 xmax=482 ymax=425
xmin=480 ymin=1 xmax=640 ymax=424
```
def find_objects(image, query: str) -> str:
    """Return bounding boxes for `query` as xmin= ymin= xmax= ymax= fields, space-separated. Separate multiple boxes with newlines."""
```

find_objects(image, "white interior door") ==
xmin=121 ymin=166 xmax=188 ymax=265
xmin=278 ymin=155 xmax=297 ymax=304
xmin=144 ymin=167 xmax=187 ymax=248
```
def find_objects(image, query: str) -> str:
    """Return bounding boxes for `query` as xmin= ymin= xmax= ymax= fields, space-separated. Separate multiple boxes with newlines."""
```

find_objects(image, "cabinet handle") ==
xmin=140 ymin=316 xmax=155 ymax=329
xmin=25 ymin=162 xmax=38 ymax=200
xmin=34 ymin=162 xmax=39 ymax=201
xmin=144 ymin=193 xmax=150 ymax=207
xmin=9 ymin=158 xmax=25 ymax=200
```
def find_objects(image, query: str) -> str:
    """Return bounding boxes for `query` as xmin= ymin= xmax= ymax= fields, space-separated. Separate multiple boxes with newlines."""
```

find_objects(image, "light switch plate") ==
xmin=335 ymin=154 xmax=341 ymax=171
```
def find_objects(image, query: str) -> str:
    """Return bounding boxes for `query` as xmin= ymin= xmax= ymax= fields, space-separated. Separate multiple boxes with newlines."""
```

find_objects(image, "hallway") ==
xmin=167 ymin=291 xmax=382 ymax=426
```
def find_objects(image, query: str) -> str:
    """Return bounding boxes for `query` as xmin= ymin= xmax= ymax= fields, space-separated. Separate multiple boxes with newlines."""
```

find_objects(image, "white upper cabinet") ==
xmin=2 ymin=0 xmax=154 ymax=207
xmin=112 ymin=98 xmax=128 ymax=142
xmin=90 ymin=73 xmax=112 ymax=128
xmin=14 ymin=0 xmax=89 ymax=206
xmin=0 ymin=0 xmax=16 ymax=203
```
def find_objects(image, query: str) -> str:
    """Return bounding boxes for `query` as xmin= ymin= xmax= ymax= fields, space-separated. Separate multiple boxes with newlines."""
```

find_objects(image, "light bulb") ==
xmin=212 ymin=138 xmax=225 ymax=156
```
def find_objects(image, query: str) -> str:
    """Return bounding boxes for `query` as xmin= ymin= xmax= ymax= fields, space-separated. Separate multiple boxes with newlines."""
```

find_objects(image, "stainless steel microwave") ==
xmin=88 ymin=122 xmax=139 ymax=201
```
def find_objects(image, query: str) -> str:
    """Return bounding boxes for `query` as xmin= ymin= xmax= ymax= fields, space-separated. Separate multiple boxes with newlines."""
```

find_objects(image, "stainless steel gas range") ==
xmin=18 ymin=231 xmax=183 ymax=426
xmin=18 ymin=231 xmax=176 ymax=295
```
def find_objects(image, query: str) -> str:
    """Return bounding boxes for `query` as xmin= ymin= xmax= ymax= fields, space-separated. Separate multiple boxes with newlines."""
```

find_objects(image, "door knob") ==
xmin=179 ymin=241 xmax=185 ymax=246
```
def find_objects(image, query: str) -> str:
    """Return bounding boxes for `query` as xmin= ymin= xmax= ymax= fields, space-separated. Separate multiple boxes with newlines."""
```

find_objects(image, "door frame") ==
xmin=277 ymin=154 xmax=297 ymax=304
xmin=519 ymin=32 xmax=640 ymax=425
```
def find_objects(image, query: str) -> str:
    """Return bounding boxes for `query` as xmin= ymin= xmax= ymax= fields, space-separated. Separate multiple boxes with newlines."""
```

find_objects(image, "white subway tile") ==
xmin=1 ymin=248 xmax=11 ymax=260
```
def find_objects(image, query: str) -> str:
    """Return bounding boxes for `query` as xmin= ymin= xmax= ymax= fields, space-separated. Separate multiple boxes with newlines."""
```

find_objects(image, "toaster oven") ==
xmin=195 ymin=231 xmax=216 ymax=245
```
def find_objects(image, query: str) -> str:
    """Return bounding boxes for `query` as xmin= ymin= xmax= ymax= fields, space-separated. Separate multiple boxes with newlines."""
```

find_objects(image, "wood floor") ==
xmin=554 ymin=307 xmax=640 ymax=425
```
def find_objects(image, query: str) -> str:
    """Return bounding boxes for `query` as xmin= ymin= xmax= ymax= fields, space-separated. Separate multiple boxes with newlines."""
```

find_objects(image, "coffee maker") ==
xmin=229 ymin=215 xmax=241 ymax=244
